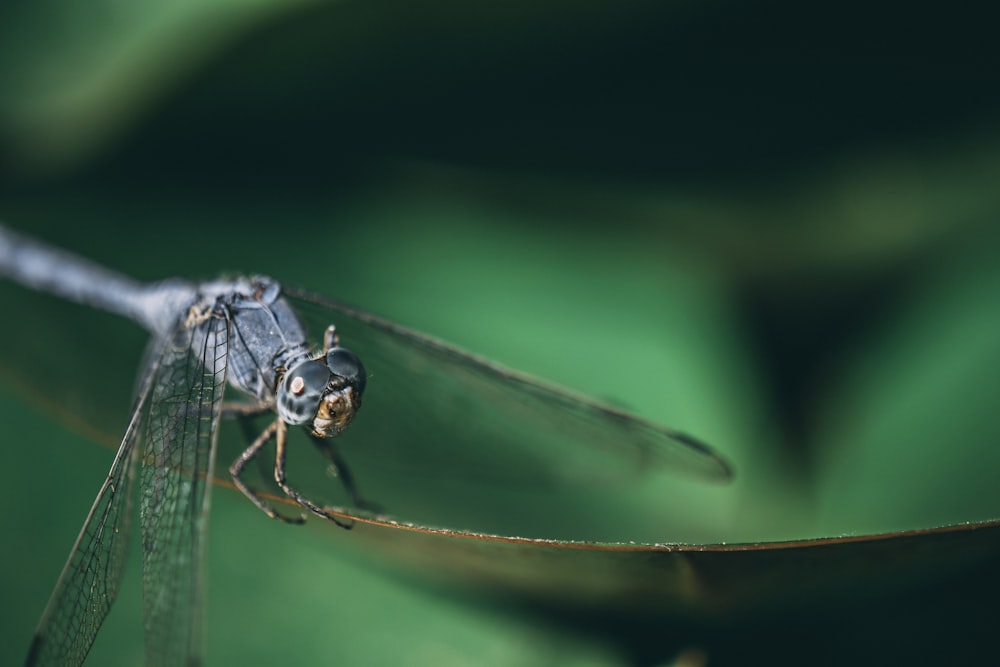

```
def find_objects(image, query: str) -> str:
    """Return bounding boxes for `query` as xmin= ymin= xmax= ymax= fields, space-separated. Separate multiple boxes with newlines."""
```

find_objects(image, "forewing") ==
xmin=287 ymin=288 xmax=730 ymax=483
xmin=26 ymin=336 xmax=164 ymax=667
xmin=139 ymin=311 xmax=228 ymax=667
xmin=282 ymin=288 xmax=732 ymax=539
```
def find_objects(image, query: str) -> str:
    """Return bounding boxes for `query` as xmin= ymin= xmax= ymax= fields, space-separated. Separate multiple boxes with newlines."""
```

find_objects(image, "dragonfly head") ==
xmin=276 ymin=347 xmax=366 ymax=437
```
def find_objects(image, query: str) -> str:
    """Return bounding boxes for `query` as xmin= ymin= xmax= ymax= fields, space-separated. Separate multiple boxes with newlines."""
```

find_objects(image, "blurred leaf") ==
xmin=0 ymin=0 xmax=323 ymax=171
xmin=815 ymin=239 xmax=1000 ymax=534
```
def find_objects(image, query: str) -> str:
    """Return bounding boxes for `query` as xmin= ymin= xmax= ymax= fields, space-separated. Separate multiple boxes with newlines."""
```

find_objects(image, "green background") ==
xmin=1 ymin=1 xmax=999 ymax=665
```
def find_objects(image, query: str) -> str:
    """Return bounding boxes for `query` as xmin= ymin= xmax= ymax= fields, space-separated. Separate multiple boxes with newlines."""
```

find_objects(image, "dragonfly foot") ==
xmin=270 ymin=509 xmax=309 ymax=525
xmin=317 ymin=507 xmax=355 ymax=530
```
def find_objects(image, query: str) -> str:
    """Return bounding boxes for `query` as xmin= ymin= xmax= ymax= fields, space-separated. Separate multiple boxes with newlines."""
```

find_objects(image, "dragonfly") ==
xmin=0 ymin=223 xmax=732 ymax=667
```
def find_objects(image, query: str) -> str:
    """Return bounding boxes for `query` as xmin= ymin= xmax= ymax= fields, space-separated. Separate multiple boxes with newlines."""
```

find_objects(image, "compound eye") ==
xmin=276 ymin=360 xmax=330 ymax=425
xmin=326 ymin=347 xmax=366 ymax=394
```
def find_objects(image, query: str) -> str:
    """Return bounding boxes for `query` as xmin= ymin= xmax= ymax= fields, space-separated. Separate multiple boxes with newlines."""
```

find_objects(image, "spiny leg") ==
xmin=308 ymin=435 xmax=381 ymax=514
xmin=220 ymin=399 xmax=271 ymax=421
xmin=222 ymin=399 xmax=276 ymax=482
xmin=274 ymin=420 xmax=355 ymax=529
xmin=230 ymin=420 xmax=306 ymax=524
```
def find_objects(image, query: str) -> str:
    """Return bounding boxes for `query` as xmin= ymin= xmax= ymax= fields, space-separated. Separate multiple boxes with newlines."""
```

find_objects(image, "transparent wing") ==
xmin=281 ymin=288 xmax=732 ymax=540
xmin=139 ymin=311 xmax=228 ymax=666
xmin=25 ymin=336 xmax=165 ymax=667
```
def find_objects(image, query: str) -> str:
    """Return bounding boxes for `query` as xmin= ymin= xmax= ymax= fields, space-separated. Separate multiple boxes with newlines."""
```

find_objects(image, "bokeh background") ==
xmin=1 ymin=1 xmax=999 ymax=665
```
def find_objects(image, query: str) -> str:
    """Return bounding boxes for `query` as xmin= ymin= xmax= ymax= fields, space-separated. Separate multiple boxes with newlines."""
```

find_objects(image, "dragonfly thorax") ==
xmin=276 ymin=347 xmax=366 ymax=437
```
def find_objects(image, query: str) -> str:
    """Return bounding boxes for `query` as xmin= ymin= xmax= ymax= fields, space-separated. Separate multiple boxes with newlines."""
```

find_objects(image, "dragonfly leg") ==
xmin=220 ymin=399 xmax=270 ymax=421
xmin=308 ymin=434 xmax=383 ymax=514
xmin=274 ymin=420 xmax=355 ymax=529
xmin=230 ymin=419 xmax=307 ymax=524
xmin=224 ymin=398 xmax=289 ymax=482
xmin=323 ymin=325 xmax=339 ymax=353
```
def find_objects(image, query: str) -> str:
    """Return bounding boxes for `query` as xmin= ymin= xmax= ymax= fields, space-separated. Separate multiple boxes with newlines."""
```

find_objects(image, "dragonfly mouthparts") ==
xmin=312 ymin=385 xmax=362 ymax=437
